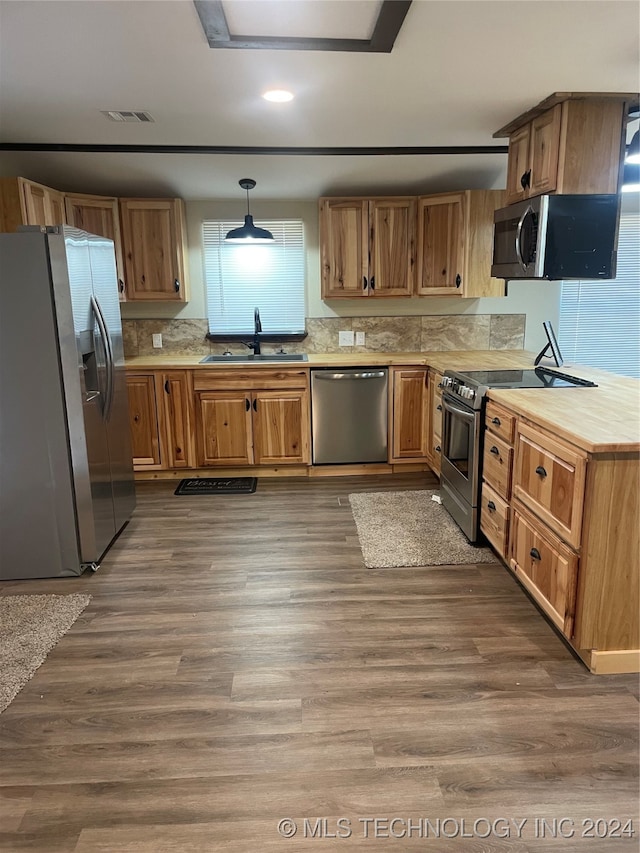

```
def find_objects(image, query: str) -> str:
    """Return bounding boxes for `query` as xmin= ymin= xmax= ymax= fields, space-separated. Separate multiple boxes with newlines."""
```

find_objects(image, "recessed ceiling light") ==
xmin=262 ymin=89 xmax=294 ymax=103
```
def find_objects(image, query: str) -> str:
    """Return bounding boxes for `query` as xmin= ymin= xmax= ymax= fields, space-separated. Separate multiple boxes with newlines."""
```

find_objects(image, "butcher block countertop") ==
xmin=488 ymin=364 xmax=640 ymax=454
xmin=124 ymin=351 xmax=640 ymax=454
xmin=124 ymin=350 xmax=537 ymax=371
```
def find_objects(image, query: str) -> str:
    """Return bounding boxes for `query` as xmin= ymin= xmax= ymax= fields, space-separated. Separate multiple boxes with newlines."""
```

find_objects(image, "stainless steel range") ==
xmin=439 ymin=367 xmax=597 ymax=543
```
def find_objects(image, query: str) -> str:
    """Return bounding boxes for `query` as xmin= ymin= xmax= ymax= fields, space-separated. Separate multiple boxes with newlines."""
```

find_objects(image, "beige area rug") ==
xmin=0 ymin=593 xmax=91 ymax=713
xmin=349 ymin=490 xmax=497 ymax=568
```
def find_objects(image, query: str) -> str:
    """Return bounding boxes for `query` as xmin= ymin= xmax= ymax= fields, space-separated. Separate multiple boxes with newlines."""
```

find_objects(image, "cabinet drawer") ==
xmin=510 ymin=506 xmax=578 ymax=638
xmin=480 ymin=483 xmax=509 ymax=559
xmin=193 ymin=369 xmax=309 ymax=391
xmin=513 ymin=422 xmax=586 ymax=549
xmin=485 ymin=401 xmax=515 ymax=444
xmin=482 ymin=433 xmax=513 ymax=501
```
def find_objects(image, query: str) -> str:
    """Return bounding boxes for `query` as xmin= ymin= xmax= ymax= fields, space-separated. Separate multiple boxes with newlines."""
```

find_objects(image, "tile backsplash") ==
xmin=123 ymin=314 xmax=526 ymax=358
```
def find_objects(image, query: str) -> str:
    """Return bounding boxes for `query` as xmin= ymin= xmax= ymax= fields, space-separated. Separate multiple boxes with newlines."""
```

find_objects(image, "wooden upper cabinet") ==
xmin=119 ymin=198 xmax=189 ymax=302
xmin=416 ymin=193 xmax=464 ymax=295
xmin=498 ymin=94 xmax=635 ymax=202
xmin=368 ymin=198 xmax=416 ymax=296
xmin=417 ymin=190 xmax=506 ymax=299
xmin=320 ymin=197 xmax=415 ymax=298
xmin=319 ymin=198 xmax=368 ymax=298
xmin=65 ymin=193 xmax=127 ymax=300
xmin=0 ymin=177 xmax=67 ymax=231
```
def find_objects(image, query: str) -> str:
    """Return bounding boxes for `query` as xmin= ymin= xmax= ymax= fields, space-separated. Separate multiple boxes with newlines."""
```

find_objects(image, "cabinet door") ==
xmin=427 ymin=370 xmax=443 ymax=474
xmin=529 ymin=104 xmax=562 ymax=197
xmin=416 ymin=194 xmax=464 ymax=295
xmin=120 ymin=199 xmax=188 ymax=302
xmin=505 ymin=125 xmax=531 ymax=205
xmin=368 ymin=198 xmax=415 ymax=296
xmin=510 ymin=507 xmax=578 ymax=638
xmin=513 ymin=422 xmax=586 ymax=549
xmin=47 ymin=190 xmax=67 ymax=225
xmin=194 ymin=391 xmax=253 ymax=466
xmin=65 ymin=194 xmax=127 ymax=300
xmin=160 ymin=371 xmax=193 ymax=469
xmin=126 ymin=374 xmax=162 ymax=467
xmin=20 ymin=180 xmax=48 ymax=226
xmin=390 ymin=368 xmax=428 ymax=461
xmin=252 ymin=390 xmax=310 ymax=465
xmin=319 ymin=198 xmax=369 ymax=298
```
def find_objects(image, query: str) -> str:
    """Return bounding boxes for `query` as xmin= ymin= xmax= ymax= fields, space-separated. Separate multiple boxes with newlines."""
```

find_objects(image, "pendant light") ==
xmin=225 ymin=178 xmax=274 ymax=242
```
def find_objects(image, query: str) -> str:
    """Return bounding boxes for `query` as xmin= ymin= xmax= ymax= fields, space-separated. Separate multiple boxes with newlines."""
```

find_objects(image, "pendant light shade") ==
xmin=225 ymin=179 xmax=274 ymax=243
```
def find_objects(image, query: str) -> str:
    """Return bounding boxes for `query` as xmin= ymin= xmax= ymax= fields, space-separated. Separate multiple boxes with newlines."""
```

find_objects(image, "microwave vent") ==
xmin=101 ymin=110 xmax=155 ymax=123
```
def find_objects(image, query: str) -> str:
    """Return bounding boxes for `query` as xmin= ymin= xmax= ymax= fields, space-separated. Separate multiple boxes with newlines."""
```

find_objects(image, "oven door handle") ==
xmin=442 ymin=396 xmax=476 ymax=422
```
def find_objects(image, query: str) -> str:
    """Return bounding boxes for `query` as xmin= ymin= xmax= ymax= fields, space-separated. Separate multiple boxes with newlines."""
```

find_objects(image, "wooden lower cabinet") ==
xmin=126 ymin=374 xmax=162 ymax=468
xmin=481 ymin=400 xmax=639 ymax=673
xmin=193 ymin=386 xmax=310 ymax=467
xmin=195 ymin=391 xmax=253 ymax=466
xmin=510 ymin=504 xmax=578 ymax=638
xmin=390 ymin=368 xmax=429 ymax=461
xmin=427 ymin=369 xmax=443 ymax=475
xmin=127 ymin=370 xmax=193 ymax=469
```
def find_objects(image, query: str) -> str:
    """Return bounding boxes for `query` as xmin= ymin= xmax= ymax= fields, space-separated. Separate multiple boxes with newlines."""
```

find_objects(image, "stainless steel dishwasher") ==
xmin=311 ymin=368 xmax=388 ymax=464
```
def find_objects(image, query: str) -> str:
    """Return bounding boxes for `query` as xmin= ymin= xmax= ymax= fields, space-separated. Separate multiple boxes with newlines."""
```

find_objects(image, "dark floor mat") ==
xmin=174 ymin=478 xmax=257 ymax=495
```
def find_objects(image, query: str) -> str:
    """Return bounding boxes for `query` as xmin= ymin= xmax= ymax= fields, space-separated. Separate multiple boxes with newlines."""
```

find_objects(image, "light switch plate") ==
xmin=338 ymin=330 xmax=354 ymax=346
xmin=152 ymin=333 xmax=163 ymax=348
xmin=355 ymin=331 xmax=365 ymax=345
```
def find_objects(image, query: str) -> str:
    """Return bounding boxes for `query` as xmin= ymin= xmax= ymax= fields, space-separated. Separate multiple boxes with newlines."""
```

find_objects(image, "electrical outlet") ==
xmin=152 ymin=333 xmax=163 ymax=348
xmin=338 ymin=330 xmax=354 ymax=346
xmin=355 ymin=331 xmax=365 ymax=346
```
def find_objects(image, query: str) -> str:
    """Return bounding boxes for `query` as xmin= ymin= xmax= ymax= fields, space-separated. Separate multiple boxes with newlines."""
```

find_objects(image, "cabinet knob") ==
xmin=490 ymin=445 xmax=500 ymax=456
xmin=252 ymin=398 xmax=257 ymax=412
xmin=174 ymin=279 xmax=180 ymax=292
xmin=435 ymin=445 xmax=441 ymax=453
xmin=245 ymin=398 xmax=250 ymax=411
xmin=487 ymin=501 xmax=496 ymax=512
xmin=164 ymin=380 xmax=170 ymax=394
xmin=455 ymin=274 xmax=461 ymax=288
xmin=520 ymin=169 xmax=531 ymax=189
xmin=363 ymin=276 xmax=368 ymax=290
xmin=492 ymin=416 xmax=501 ymax=426
xmin=535 ymin=465 xmax=547 ymax=478
xmin=436 ymin=404 xmax=442 ymax=411
xmin=370 ymin=276 xmax=375 ymax=291
xmin=118 ymin=279 xmax=125 ymax=293
xmin=530 ymin=547 xmax=541 ymax=561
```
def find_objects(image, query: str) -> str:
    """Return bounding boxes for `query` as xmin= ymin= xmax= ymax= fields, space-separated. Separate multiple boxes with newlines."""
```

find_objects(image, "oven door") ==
xmin=441 ymin=394 xmax=481 ymax=507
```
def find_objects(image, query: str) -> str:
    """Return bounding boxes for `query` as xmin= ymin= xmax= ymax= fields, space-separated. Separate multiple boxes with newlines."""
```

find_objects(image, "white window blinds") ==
xmin=558 ymin=211 xmax=640 ymax=378
xmin=202 ymin=220 xmax=306 ymax=335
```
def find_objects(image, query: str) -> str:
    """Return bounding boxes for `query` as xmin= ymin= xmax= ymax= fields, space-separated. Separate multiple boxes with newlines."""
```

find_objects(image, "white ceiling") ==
xmin=0 ymin=0 xmax=638 ymax=200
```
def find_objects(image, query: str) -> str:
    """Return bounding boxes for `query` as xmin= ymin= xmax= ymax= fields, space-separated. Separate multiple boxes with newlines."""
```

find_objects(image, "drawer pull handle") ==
xmin=164 ymin=380 xmax=170 ymax=394
xmin=535 ymin=465 xmax=547 ymax=478
xmin=530 ymin=547 xmax=541 ymax=561
xmin=490 ymin=445 xmax=500 ymax=455
xmin=491 ymin=416 xmax=501 ymax=426
xmin=487 ymin=501 xmax=496 ymax=512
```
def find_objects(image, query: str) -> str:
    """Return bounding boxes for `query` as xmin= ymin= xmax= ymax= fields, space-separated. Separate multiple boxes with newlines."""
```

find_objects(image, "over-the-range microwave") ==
xmin=491 ymin=194 xmax=619 ymax=281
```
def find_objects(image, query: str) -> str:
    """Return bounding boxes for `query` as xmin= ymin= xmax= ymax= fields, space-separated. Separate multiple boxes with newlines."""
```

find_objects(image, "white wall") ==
xmin=121 ymin=197 xmax=561 ymax=352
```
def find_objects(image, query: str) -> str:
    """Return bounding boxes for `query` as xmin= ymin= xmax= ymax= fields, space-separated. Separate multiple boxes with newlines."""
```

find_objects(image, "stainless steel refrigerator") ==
xmin=0 ymin=226 xmax=136 ymax=579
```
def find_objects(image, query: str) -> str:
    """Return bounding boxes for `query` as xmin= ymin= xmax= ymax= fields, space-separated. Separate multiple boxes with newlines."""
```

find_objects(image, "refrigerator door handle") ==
xmin=90 ymin=295 xmax=114 ymax=422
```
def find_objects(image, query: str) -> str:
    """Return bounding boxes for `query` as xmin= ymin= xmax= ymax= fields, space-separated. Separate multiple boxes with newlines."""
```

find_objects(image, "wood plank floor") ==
xmin=0 ymin=473 xmax=638 ymax=852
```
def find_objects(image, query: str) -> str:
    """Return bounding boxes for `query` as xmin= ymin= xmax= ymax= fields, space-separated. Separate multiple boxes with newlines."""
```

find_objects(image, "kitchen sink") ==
xmin=200 ymin=353 xmax=308 ymax=363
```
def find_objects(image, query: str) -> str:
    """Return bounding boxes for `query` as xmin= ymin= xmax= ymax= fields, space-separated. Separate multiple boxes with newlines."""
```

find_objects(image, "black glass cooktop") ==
xmin=459 ymin=368 xmax=597 ymax=389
